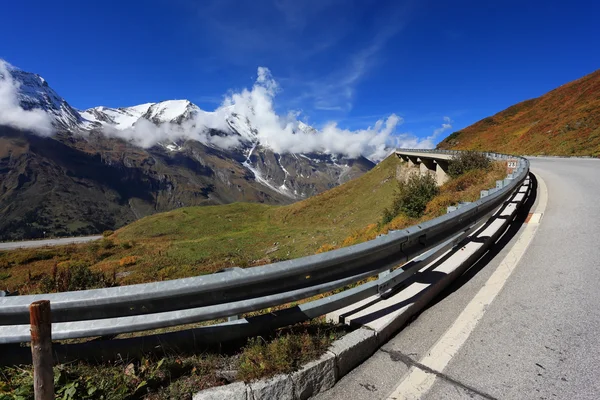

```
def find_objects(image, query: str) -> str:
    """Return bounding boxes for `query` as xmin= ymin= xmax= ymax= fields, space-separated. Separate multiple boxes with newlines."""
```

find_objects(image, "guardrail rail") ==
xmin=0 ymin=150 xmax=530 ymax=362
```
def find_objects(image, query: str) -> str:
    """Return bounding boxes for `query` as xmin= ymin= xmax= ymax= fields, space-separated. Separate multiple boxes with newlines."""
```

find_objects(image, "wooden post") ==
xmin=30 ymin=300 xmax=54 ymax=400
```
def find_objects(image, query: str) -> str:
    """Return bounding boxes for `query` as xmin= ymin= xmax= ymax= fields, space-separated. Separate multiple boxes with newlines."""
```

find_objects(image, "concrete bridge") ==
xmin=395 ymin=150 xmax=453 ymax=185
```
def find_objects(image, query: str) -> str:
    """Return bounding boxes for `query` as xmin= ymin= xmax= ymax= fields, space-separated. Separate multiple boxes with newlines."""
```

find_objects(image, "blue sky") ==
xmin=1 ymin=0 xmax=599 ymax=144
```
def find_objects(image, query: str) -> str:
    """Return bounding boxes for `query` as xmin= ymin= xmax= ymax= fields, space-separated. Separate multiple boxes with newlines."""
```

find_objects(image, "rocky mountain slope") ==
xmin=0 ymin=64 xmax=374 ymax=241
xmin=437 ymin=69 xmax=600 ymax=156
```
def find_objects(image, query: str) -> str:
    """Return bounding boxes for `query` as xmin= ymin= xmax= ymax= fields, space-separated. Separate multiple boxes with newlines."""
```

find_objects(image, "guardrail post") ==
xmin=228 ymin=315 xmax=240 ymax=322
xmin=379 ymin=270 xmax=392 ymax=279
xmin=496 ymin=180 xmax=504 ymax=189
xmin=30 ymin=300 xmax=54 ymax=400
xmin=480 ymin=189 xmax=489 ymax=198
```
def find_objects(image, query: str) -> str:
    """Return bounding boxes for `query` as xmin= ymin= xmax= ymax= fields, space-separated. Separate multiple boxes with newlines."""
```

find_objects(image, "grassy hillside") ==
xmin=437 ymin=69 xmax=600 ymax=156
xmin=0 ymin=155 xmax=400 ymax=291
xmin=0 ymin=154 xmax=506 ymax=294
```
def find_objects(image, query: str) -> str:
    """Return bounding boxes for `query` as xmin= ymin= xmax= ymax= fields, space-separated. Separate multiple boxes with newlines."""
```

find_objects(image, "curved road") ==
xmin=0 ymin=235 xmax=102 ymax=251
xmin=317 ymin=157 xmax=600 ymax=400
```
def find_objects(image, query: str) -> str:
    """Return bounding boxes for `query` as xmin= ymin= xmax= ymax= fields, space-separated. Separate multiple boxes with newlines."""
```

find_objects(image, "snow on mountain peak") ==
xmin=81 ymin=103 xmax=154 ymax=130
xmin=82 ymin=100 xmax=207 ymax=130
xmin=142 ymin=100 xmax=200 ymax=124
xmin=1 ymin=62 xmax=86 ymax=131
xmin=297 ymin=121 xmax=317 ymax=135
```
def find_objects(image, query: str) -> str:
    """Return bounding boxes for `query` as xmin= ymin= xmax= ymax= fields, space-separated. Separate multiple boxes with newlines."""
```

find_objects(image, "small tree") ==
xmin=381 ymin=173 xmax=439 ymax=223
xmin=448 ymin=151 xmax=491 ymax=178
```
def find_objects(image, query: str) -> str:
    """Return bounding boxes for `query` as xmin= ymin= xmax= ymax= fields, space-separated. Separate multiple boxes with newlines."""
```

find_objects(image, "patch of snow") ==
xmin=275 ymin=154 xmax=292 ymax=193
xmin=144 ymin=100 xmax=199 ymax=123
xmin=298 ymin=154 xmax=324 ymax=164
xmin=226 ymin=112 xmax=258 ymax=142
xmin=242 ymin=143 xmax=295 ymax=198
xmin=297 ymin=121 xmax=317 ymax=135
xmin=165 ymin=142 xmax=182 ymax=152
xmin=81 ymin=103 xmax=154 ymax=130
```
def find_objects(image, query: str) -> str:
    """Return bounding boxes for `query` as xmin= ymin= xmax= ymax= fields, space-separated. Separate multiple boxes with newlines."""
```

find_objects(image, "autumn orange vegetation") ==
xmin=119 ymin=256 xmax=138 ymax=267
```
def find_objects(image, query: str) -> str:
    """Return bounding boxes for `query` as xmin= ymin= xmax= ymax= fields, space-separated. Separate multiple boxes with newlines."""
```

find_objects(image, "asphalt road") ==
xmin=317 ymin=157 xmax=600 ymax=400
xmin=0 ymin=235 xmax=102 ymax=251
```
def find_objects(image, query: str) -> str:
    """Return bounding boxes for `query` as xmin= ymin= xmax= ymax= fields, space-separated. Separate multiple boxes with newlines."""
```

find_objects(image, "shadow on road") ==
xmin=419 ymin=173 xmax=538 ymax=314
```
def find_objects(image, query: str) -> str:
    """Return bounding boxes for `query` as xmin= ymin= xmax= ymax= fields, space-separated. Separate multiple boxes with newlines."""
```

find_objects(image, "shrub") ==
xmin=238 ymin=332 xmax=329 ymax=381
xmin=40 ymin=262 xmax=116 ymax=293
xmin=423 ymin=193 xmax=456 ymax=217
xmin=100 ymin=238 xmax=115 ymax=249
xmin=443 ymin=169 xmax=486 ymax=192
xmin=381 ymin=173 xmax=439 ymax=222
xmin=120 ymin=241 xmax=134 ymax=250
xmin=102 ymin=230 xmax=114 ymax=237
xmin=448 ymin=151 xmax=491 ymax=178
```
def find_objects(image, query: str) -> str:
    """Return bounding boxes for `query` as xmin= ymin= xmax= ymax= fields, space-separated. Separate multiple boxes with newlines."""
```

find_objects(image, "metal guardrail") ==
xmin=0 ymin=150 xmax=530 ymax=344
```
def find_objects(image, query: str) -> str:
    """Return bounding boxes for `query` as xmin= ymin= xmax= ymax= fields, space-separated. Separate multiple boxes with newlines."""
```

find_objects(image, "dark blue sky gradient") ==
xmin=1 ymin=0 xmax=598 ymax=142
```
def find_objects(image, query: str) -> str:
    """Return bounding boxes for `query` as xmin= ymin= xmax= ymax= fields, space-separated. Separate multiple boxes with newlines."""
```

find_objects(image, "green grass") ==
xmin=0 ymin=155 xmax=507 ymax=293
xmin=0 ymin=155 xmax=401 ymax=292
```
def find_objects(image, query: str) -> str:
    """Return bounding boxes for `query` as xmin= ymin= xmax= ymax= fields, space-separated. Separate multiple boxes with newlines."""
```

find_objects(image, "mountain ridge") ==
xmin=0 ymin=61 xmax=375 ymax=240
xmin=437 ymin=69 xmax=600 ymax=156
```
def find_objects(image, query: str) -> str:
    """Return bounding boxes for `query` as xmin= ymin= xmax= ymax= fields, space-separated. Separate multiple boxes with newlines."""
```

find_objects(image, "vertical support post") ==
xmin=379 ymin=270 xmax=391 ymax=279
xmin=30 ymin=300 xmax=54 ymax=400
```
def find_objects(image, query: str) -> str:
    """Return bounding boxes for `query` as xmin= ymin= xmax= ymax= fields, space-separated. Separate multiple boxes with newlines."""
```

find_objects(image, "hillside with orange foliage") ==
xmin=437 ymin=69 xmax=600 ymax=156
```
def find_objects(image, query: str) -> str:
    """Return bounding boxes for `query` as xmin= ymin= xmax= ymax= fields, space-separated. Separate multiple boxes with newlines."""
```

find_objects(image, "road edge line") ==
xmin=386 ymin=172 xmax=548 ymax=400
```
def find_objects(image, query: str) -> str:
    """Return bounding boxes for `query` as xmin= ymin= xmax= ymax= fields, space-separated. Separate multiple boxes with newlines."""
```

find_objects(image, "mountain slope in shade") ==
xmin=437 ymin=69 xmax=600 ymax=156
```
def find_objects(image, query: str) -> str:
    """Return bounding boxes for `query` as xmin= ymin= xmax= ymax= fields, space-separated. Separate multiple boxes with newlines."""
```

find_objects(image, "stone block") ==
xmin=292 ymin=351 xmax=336 ymax=400
xmin=328 ymin=328 xmax=377 ymax=378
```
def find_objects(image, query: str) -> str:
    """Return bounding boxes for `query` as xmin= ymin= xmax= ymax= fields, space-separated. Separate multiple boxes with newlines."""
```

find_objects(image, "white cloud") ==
xmin=0 ymin=60 xmax=53 ymax=135
xmin=1 ymin=59 xmax=434 ymax=162
xmin=407 ymin=116 xmax=454 ymax=149
xmin=432 ymin=116 xmax=453 ymax=137
xmin=101 ymin=67 xmax=432 ymax=162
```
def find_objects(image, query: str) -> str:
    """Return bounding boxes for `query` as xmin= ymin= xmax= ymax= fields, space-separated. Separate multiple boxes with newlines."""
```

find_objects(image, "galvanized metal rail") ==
xmin=0 ymin=150 xmax=530 ymax=346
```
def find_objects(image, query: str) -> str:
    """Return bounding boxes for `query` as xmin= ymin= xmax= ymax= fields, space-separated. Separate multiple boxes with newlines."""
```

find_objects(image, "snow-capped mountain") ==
xmin=82 ymin=100 xmax=204 ymax=129
xmin=0 ymin=62 xmax=375 ymax=240
xmin=297 ymin=121 xmax=317 ymax=135
xmin=80 ymin=103 xmax=154 ymax=129
xmin=142 ymin=100 xmax=201 ymax=125
xmin=2 ymin=64 xmax=89 ymax=131
xmin=5 ymin=64 xmax=320 ymax=159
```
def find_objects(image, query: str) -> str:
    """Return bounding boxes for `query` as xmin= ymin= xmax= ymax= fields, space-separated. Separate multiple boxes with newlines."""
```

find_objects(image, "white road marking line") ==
xmin=387 ymin=173 xmax=548 ymax=400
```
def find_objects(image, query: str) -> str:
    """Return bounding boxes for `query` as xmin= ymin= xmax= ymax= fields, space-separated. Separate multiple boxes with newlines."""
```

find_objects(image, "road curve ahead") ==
xmin=0 ymin=235 xmax=102 ymax=251
xmin=317 ymin=157 xmax=600 ymax=400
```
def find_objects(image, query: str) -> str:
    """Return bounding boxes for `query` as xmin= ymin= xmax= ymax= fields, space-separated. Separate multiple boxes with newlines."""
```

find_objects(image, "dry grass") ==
xmin=317 ymin=161 xmax=506 ymax=249
xmin=0 ymin=155 xmax=401 ymax=294
xmin=0 ymin=157 xmax=507 ymax=295
xmin=438 ymin=69 xmax=600 ymax=156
